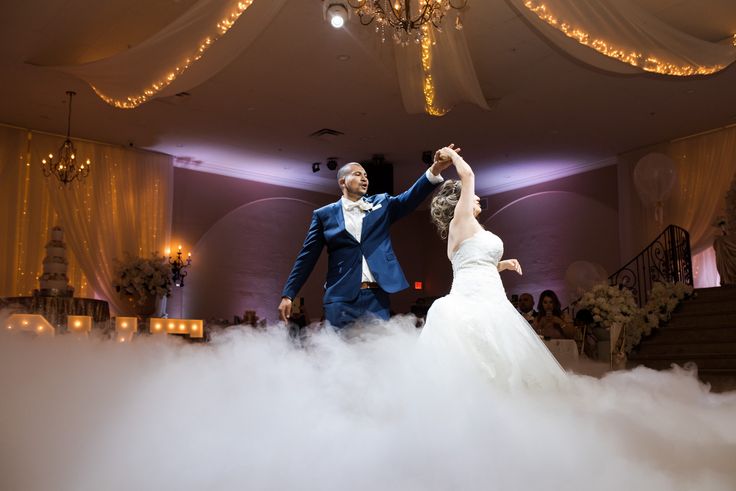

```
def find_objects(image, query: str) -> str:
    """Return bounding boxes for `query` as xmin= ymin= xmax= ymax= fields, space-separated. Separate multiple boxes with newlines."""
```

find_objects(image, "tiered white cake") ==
xmin=39 ymin=226 xmax=74 ymax=296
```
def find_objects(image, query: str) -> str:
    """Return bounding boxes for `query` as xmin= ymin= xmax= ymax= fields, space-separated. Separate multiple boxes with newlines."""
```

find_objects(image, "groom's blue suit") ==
xmin=282 ymin=172 xmax=440 ymax=327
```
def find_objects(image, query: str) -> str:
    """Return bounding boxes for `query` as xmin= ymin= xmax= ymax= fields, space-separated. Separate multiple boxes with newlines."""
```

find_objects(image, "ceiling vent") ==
xmin=308 ymin=128 xmax=344 ymax=142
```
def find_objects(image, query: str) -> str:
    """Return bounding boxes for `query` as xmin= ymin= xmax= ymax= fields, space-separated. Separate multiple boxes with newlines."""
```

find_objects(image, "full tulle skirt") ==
xmin=420 ymin=291 xmax=566 ymax=391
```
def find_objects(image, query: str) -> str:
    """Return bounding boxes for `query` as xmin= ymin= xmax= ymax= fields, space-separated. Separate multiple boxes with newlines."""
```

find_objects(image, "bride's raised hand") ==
xmin=433 ymin=143 xmax=462 ymax=173
xmin=499 ymin=259 xmax=522 ymax=275
xmin=438 ymin=144 xmax=462 ymax=163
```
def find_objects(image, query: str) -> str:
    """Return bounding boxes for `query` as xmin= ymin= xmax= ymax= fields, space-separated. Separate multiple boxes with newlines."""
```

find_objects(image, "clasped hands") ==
xmin=430 ymin=143 xmax=462 ymax=176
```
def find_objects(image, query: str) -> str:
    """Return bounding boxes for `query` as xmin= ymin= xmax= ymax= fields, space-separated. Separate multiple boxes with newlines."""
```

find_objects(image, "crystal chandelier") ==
xmin=347 ymin=0 xmax=468 ymax=45
xmin=41 ymin=91 xmax=91 ymax=185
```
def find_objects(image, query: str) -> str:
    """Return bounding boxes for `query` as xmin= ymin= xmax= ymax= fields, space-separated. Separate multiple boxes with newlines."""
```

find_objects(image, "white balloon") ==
xmin=565 ymin=261 xmax=608 ymax=295
xmin=633 ymin=153 xmax=677 ymax=204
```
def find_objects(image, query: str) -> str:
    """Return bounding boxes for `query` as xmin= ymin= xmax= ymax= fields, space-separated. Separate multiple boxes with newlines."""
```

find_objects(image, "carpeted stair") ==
xmin=628 ymin=286 xmax=736 ymax=392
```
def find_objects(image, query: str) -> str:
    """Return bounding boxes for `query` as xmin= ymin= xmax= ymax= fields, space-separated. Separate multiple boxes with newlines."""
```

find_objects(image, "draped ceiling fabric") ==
xmin=34 ymin=0 xmax=736 ymax=114
xmin=37 ymin=0 xmax=488 ymax=115
xmin=394 ymin=23 xmax=489 ymax=115
xmin=506 ymin=0 xmax=736 ymax=76
xmin=45 ymin=0 xmax=288 ymax=108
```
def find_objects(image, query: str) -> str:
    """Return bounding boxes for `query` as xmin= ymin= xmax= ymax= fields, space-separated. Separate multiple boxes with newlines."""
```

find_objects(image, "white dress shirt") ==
xmin=341 ymin=169 xmax=443 ymax=283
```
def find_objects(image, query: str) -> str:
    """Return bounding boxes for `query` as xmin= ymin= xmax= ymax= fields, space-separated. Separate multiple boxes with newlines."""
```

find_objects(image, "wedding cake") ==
xmin=38 ymin=226 xmax=74 ymax=297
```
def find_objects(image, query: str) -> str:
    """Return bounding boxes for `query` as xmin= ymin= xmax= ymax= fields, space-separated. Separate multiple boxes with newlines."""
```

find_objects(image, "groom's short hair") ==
xmin=337 ymin=162 xmax=364 ymax=184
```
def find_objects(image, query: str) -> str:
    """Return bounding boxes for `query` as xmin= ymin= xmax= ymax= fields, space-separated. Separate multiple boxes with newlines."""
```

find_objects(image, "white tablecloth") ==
xmin=544 ymin=339 xmax=579 ymax=366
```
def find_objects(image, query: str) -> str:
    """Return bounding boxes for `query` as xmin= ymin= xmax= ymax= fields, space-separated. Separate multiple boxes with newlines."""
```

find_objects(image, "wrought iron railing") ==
xmin=608 ymin=224 xmax=693 ymax=307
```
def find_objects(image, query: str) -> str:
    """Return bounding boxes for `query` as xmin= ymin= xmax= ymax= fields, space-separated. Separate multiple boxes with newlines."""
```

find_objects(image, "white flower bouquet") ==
xmin=578 ymin=283 xmax=638 ymax=332
xmin=623 ymin=281 xmax=693 ymax=353
xmin=113 ymin=253 xmax=172 ymax=303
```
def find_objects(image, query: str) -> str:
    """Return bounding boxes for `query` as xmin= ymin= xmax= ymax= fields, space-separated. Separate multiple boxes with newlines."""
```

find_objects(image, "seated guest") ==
xmin=533 ymin=290 xmax=575 ymax=339
xmin=517 ymin=292 xmax=536 ymax=324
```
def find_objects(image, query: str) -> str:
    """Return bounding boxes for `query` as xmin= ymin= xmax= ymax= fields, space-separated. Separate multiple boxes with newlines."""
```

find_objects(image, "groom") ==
xmin=278 ymin=148 xmax=456 ymax=329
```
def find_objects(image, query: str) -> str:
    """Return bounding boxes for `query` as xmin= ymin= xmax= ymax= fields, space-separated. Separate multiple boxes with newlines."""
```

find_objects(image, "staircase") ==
xmin=628 ymin=286 xmax=736 ymax=392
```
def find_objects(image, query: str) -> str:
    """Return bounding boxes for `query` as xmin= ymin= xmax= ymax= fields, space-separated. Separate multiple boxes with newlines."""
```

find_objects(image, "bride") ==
xmin=420 ymin=145 xmax=566 ymax=389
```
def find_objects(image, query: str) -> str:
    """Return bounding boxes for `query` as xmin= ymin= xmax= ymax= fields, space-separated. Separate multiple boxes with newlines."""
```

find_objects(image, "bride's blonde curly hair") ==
xmin=430 ymin=180 xmax=461 ymax=239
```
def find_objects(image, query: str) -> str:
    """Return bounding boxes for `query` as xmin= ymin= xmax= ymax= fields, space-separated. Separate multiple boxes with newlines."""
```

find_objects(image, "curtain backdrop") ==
xmin=693 ymin=247 xmax=720 ymax=288
xmin=618 ymin=125 xmax=736 ymax=286
xmin=0 ymin=124 xmax=173 ymax=314
xmin=0 ymin=125 xmax=92 ymax=298
xmin=506 ymin=0 xmax=736 ymax=76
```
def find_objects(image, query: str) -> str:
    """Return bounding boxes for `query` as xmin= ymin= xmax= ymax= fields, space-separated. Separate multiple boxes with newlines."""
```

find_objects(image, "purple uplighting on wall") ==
xmin=475 ymin=157 xmax=616 ymax=195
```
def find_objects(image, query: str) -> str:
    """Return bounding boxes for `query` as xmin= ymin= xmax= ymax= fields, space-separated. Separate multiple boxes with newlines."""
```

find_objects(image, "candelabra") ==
xmin=166 ymin=246 xmax=192 ymax=287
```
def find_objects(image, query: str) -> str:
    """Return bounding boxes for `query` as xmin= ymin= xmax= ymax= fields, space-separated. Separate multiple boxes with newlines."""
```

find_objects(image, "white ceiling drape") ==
xmin=507 ymin=0 xmax=736 ymax=76
xmin=394 ymin=24 xmax=489 ymax=115
xmin=35 ymin=0 xmax=736 ymax=115
xmin=45 ymin=0 xmax=288 ymax=108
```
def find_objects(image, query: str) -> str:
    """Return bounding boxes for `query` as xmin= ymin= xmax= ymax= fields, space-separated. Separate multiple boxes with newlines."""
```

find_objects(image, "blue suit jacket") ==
xmin=282 ymin=173 xmax=439 ymax=304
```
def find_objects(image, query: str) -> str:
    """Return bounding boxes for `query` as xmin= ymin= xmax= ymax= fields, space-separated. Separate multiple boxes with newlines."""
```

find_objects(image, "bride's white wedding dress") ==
xmin=420 ymin=229 xmax=566 ymax=389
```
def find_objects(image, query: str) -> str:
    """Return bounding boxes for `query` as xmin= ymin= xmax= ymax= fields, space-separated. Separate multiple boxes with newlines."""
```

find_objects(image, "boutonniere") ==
xmin=367 ymin=203 xmax=382 ymax=212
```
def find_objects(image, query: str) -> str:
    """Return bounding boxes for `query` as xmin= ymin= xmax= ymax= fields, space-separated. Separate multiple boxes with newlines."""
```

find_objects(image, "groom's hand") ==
xmin=430 ymin=143 xmax=461 ymax=176
xmin=278 ymin=297 xmax=293 ymax=322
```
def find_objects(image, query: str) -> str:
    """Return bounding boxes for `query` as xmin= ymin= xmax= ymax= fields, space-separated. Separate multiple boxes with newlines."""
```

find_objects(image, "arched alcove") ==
xmin=484 ymin=191 xmax=618 ymax=306
xmin=182 ymin=198 xmax=327 ymax=322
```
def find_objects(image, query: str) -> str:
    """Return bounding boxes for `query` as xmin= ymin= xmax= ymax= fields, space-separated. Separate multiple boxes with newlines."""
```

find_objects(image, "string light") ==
xmin=15 ymin=133 xmax=32 ymax=295
xmin=523 ymin=1 xmax=725 ymax=76
xmin=421 ymin=24 xmax=448 ymax=116
xmin=93 ymin=1 xmax=255 ymax=109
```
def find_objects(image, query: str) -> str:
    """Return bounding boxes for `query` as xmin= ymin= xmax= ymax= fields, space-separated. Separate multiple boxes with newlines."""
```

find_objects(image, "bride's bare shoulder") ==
xmin=448 ymin=219 xmax=484 ymax=258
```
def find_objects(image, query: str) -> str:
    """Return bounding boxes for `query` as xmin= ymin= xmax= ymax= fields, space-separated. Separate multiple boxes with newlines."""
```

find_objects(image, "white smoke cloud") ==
xmin=1 ymin=313 xmax=735 ymax=491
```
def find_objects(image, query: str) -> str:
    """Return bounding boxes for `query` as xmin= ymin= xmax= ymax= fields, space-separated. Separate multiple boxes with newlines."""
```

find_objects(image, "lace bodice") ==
xmin=449 ymin=230 xmax=506 ymax=300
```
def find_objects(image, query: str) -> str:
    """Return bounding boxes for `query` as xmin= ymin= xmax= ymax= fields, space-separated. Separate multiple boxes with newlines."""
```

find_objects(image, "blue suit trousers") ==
xmin=323 ymin=288 xmax=390 ymax=329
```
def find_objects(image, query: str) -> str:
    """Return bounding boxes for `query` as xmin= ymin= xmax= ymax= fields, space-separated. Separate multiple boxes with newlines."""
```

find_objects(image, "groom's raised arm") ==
xmin=281 ymin=211 xmax=326 ymax=300
xmin=387 ymin=168 xmax=444 ymax=223
xmin=387 ymin=148 xmax=453 ymax=223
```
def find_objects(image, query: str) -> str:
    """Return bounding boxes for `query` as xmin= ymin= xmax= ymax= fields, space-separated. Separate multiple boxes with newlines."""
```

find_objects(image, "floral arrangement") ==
xmin=112 ymin=253 xmax=172 ymax=303
xmin=577 ymin=281 xmax=693 ymax=356
xmin=623 ymin=281 xmax=694 ymax=353
xmin=578 ymin=283 xmax=639 ymax=334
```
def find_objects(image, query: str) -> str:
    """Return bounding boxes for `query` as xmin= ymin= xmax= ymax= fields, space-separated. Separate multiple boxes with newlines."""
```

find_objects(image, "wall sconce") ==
xmin=6 ymin=314 xmax=55 ymax=336
xmin=149 ymin=318 xmax=203 ymax=338
xmin=165 ymin=245 xmax=192 ymax=287
xmin=115 ymin=316 xmax=138 ymax=343
xmin=68 ymin=315 xmax=92 ymax=336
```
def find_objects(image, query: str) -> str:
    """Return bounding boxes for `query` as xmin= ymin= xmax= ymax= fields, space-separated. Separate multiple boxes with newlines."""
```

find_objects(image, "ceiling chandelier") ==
xmin=347 ymin=0 xmax=468 ymax=45
xmin=41 ymin=91 xmax=91 ymax=185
